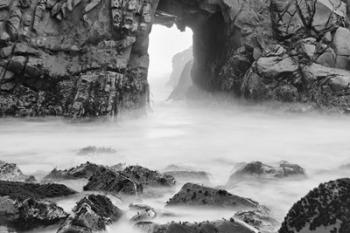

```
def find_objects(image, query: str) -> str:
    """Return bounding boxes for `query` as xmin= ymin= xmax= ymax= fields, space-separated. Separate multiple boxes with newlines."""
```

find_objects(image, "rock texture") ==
xmin=0 ymin=180 xmax=76 ymax=200
xmin=235 ymin=209 xmax=279 ymax=233
xmin=227 ymin=161 xmax=305 ymax=185
xmin=0 ymin=196 xmax=68 ymax=231
xmin=0 ymin=160 xmax=35 ymax=182
xmin=166 ymin=183 xmax=259 ymax=210
xmin=57 ymin=194 xmax=122 ymax=233
xmin=2 ymin=0 xmax=350 ymax=116
xmin=279 ymin=178 xmax=350 ymax=233
xmin=44 ymin=162 xmax=102 ymax=180
xmin=136 ymin=219 xmax=256 ymax=233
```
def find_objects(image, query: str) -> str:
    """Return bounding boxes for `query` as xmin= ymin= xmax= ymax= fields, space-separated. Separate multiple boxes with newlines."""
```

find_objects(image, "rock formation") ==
xmin=0 ymin=180 xmax=76 ymax=200
xmin=235 ymin=209 xmax=279 ymax=233
xmin=227 ymin=161 xmax=305 ymax=186
xmin=0 ymin=160 xmax=36 ymax=182
xmin=279 ymin=178 xmax=350 ymax=233
xmin=136 ymin=218 xmax=256 ymax=233
xmin=0 ymin=196 xmax=68 ymax=231
xmin=57 ymin=194 xmax=122 ymax=233
xmin=2 ymin=0 xmax=350 ymax=116
xmin=166 ymin=183 xmax=259 ymax=210
xmin=167 ymin=47 xmax=193 ymax=87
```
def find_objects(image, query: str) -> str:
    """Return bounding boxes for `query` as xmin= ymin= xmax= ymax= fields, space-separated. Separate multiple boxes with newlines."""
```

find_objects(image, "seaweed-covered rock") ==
xmin=0 ymin=196 xmax=68 ymax=231
xmin=279 ymin=178 xmax=350 ymax=233
xmin=166 ymin=183 xmax=259 ymax=210
xmin=57 ymin=194 xmax=122 ymax=233
xmin=123 ymin=166 xmax=176 ymax=187
xmin=227 ymin=161 xmax=305 ymax=185
xmin=83 ymin=167 xmax=142 ymax=195
xmin=0 ymin=181 xmax=76 ymax=201
xmin=44 ymin=162 xmax=102 ymax=180
xmin=0 ymin=161 xmax=36 ymax=182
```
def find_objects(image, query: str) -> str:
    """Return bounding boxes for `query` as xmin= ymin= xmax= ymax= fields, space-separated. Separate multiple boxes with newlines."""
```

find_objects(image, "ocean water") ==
xmin=1 ymin=75 xmax=350 ymax=233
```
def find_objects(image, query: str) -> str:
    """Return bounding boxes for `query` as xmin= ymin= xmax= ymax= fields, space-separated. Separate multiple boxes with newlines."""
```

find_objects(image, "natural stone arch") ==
xmin=1 ymin=0 xmax=350 ymax=117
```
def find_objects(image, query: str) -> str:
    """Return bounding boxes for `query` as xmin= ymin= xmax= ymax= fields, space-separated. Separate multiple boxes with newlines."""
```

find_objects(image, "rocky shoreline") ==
xmin=0 ymin=159 xmax=348 ymax=233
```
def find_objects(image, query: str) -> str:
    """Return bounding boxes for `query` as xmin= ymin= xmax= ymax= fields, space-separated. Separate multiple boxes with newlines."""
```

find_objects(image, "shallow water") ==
xmin=1 ymin=76 xmax=350 ymax=232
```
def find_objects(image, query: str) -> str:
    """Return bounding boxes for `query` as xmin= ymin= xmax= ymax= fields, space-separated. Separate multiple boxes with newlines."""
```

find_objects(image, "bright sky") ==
xmin=148 ymin=25 xmax=193 ymax=78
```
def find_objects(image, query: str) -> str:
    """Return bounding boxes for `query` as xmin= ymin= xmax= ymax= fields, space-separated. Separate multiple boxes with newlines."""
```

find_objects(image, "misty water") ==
xmin=1 ymin=74 xmax=350 ymax=233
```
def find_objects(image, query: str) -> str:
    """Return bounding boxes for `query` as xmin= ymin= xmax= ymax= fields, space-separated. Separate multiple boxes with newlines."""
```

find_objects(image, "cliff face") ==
xmin=1 ymin=0 xmax=350 ymax=117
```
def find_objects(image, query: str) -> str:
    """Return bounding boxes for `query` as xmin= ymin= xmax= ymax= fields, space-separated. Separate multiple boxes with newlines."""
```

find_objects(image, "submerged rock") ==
xmin=83 ymin=167 xmax=143 ymax=195
xmin=227 ymin=161 xmax=305 ymax=185
xmin=0 ymin=181 xmax=76 ymax=201
xmin=163 ymin=170 xmax=210 ymax=185
xmin=279 ymin=178 xmax=350 ymax=233
xmin=77 ymin=146 xmax=117 ymax=155
xmin=0 ymin=161 xmax=36 ymax=182
xmin=57 ymin=194 xmax=122 ymax=233
xmin=0 ymin=196 xmax=68 ymax=231
xmin=166 ymin=183 xmax=259 ymax=210
xmin=44 ymin=162 xmax=102 ymax=180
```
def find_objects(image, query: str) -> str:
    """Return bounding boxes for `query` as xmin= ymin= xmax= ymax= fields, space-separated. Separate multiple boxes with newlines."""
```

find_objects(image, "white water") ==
xmin=1 ymin=75 xmax=350 ymax=233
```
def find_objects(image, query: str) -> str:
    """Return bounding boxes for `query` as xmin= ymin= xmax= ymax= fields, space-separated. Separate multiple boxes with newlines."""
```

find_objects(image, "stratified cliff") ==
xmin=1 ymin=0 xmax=350 ymax=117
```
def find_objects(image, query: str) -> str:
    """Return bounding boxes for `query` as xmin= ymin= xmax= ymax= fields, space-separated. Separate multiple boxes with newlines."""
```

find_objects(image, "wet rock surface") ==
xmin=1 ymin=0 xmax=350 ymax=117
xmin=0 ymin=196 xmax=68 ymax=231
xmin=227 ymin=161 xmax=305 ymax=185
xmin=166 ymin=183 xmax=259 ymax=210
xmin=0 ymin=180 xmax=76 ymax=200
xmin=0 ymin=161 xmax=35 ymax=182
xmin=57 ymin=194 xmax=122 ymax=233
xmin=279 ymin=178 xmax=350 ymax=233
xmin=129 ymin=203 xmax=157 ymax=222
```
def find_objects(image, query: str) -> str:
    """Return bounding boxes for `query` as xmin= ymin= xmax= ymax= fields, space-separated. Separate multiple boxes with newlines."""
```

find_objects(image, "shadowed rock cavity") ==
xmin=1 ymin=0 xmax=350 ymax=117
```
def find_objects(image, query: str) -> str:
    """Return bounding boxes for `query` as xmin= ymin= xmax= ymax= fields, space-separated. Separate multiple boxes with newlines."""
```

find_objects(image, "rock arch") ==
xmin=1 ymin=0 xmax=350 ymax=117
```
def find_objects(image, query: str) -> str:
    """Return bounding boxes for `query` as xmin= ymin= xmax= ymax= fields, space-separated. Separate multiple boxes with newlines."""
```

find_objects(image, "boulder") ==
xmin=166 ymin=183 xmax=259 ymax=210
xmin=0 ymin=160 xmax=36 ymax=182
xmin=235 ymin=208 xmax=279 ymax=233
xmin=333 ymin=27 xmax=350 ymax=56
xmin=279 ymin=178 xmax=350 ymax=233
xmin=0 ymin=181 xmax=76 ymax=201
xmin=44 ymin=162 xmax=102 ymax=180
xmin=0 ymin=196 xmax=68 ymax=231
xmin=123 ymin=166 xmax=176 ymax=187
xmin=83 ymin=167 xmax=143 ymax=195
xmin=227 ymin=161 xmax=305 ymax=185
xmin=57 ymin=194 xmax=122 ymax=233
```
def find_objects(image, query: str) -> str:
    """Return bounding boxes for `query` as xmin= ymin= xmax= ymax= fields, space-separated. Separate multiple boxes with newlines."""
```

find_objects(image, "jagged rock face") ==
xmin=0 ymin=180 xmax=76 ymax=200
xmin=166 ymin=183 xmax=259 ymax=210
xmin=44 ymin=162 xmax=102 ymax=180
xmin=0 ymin=160 xmax=36 ymax=182
xmin=123 ymin=165 xmax=176 ymax=187
xmin=57 ymin=194 xmax=122 ymax=233
xmin=83 ymin=167 xmax=143 ymax=195
xmin=279 ymin=178 xmax=350 ymax=233
xmin=0 ymin=196 xmax=68 ymax=231
xmin=1 ymin=0 xmax=350 ymax=117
